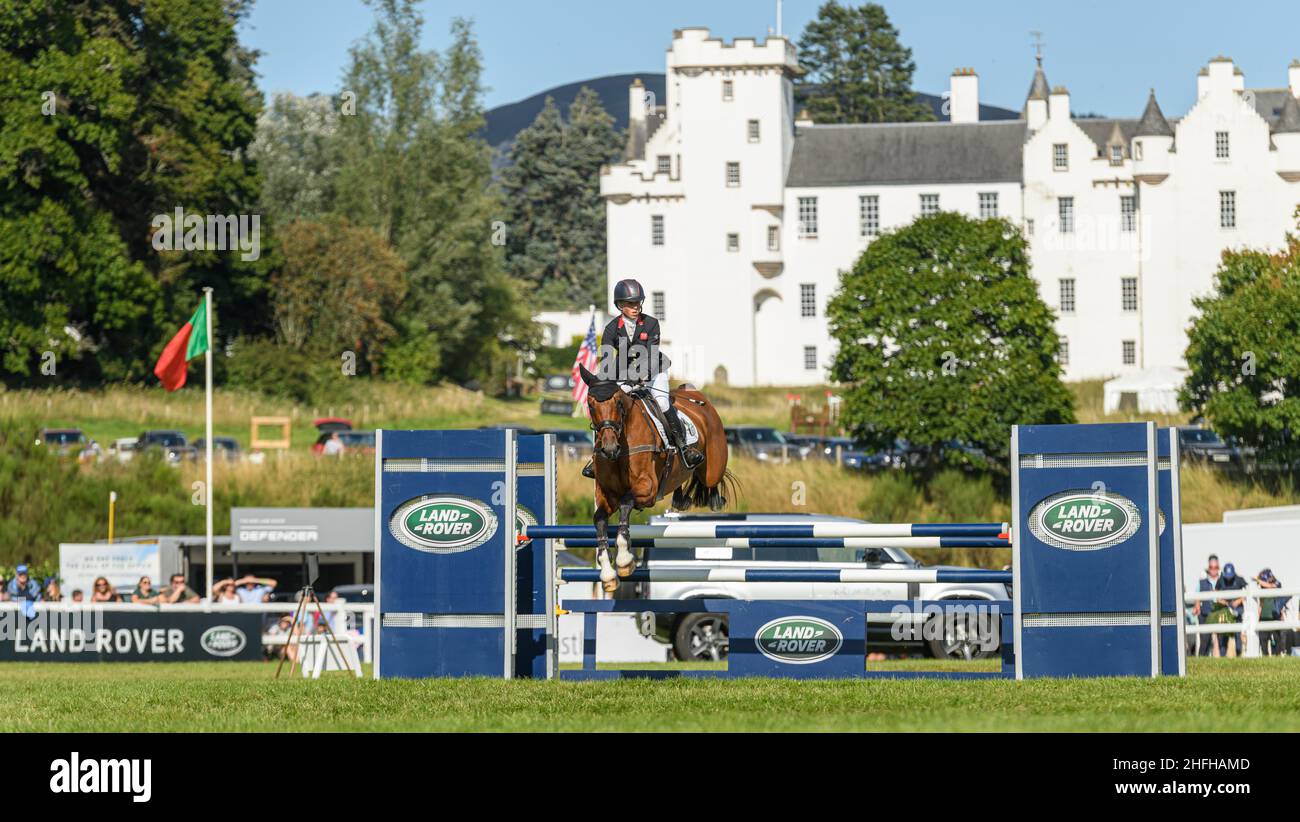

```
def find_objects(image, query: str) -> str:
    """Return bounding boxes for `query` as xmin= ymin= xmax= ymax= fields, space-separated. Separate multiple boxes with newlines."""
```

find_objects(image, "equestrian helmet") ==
xmin=612 ymin=278 xmax=646 ymax=306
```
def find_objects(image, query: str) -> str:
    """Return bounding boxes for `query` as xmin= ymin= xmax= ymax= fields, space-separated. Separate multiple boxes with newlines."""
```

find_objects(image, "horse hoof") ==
xmin=601 ymin=579 xmax=619 ymax=594
xmin=616 ymin=559 xmax=637 ymax=578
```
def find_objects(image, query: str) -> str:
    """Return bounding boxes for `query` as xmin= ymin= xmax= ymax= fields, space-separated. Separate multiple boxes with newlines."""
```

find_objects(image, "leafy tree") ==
xmin=331 ymin=2 xmax=528 ymax=384
xmin=1180 ymin=220 xmax=1300 ymax=467
xmin=249 ymin=92 xmax=340 ymax=223
xmin=797 ymin=2 xmax=932 ymax=124
xmin=0 ymin=0 xmax=269 ymax=383
xmin=271 ymin=218 xmax=407 ymax=370
xmin=827 ymin=213 xmax=1074 ymax=476
xmin=501 ymin=88 xmax=623 ymax=309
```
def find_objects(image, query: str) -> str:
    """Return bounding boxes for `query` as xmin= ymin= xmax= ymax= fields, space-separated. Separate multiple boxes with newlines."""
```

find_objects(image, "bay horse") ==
xmin=577 ymin=364 xmax=733 ymax=592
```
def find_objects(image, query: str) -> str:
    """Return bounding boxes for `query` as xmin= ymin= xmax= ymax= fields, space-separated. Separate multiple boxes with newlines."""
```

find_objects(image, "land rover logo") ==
xmin=1029 ymin=490 xmax=1142 ymax=551
xmin=390 ymin=495 xmax=498 ymax=553
xmin=755 ymin=616 xmax=843 ymax=664
xmin=516 ymin=506 xmax=536 ymax=550
xmin=201 ymin=626 xmax=247 ymax=657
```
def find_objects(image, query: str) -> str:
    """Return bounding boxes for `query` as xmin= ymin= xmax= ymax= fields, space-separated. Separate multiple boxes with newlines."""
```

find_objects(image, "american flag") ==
xmin=571 ymin=314 xmax=599 ymax=410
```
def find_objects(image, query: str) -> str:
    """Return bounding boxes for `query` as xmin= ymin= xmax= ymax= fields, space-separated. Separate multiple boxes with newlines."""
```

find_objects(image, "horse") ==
xmin=577 ymin=364 xmax=733 ymax=592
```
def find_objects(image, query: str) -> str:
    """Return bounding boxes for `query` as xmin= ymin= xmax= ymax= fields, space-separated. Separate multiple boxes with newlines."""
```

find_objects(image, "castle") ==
xmin=601 ymin=28 xmax=1300 ymax=385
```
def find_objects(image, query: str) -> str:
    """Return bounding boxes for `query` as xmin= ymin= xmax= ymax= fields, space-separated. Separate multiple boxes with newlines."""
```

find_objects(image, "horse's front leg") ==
xmin=594 ymin=503 xmax=618 ymax=593
xmin=615 ymin=494 xmax=637 ymax=577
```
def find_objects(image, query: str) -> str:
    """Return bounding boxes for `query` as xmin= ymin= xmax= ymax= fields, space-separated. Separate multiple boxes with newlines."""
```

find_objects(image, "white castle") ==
xmin=601 ymin=28 xmax=1300 ymax=386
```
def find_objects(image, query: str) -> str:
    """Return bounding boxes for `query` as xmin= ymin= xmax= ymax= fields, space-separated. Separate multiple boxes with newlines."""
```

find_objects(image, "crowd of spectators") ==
xmin=1193 ymin=554 xmax=1294 ymax=656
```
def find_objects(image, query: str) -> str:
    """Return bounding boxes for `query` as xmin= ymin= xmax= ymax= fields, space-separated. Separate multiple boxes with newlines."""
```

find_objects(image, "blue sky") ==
xmin=240 ymin=0 xmax=1300 ymax=118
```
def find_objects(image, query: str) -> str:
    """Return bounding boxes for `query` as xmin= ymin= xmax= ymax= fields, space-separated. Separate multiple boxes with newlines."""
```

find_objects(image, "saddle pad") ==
xmin=641 ymin=400 xmax=699 ymax=447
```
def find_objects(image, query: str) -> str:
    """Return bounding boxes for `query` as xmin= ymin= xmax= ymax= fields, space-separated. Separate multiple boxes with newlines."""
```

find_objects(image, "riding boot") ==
xmin=666 ymin=406 xmax=704 ymax=468
xmin=581 ymin=459 xmax=595 ymax=479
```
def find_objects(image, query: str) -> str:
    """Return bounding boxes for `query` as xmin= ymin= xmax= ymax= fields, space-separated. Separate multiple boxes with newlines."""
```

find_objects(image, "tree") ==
xmin=0 ymin=0 xmax=270 ymax=383
xmin=501 ymin=89 xmax=623 ymax=309
xmin=827 ymin=213 xmax=1074 ymax=476
xmin=1180 ymin=219 xmax=1300 ymax=467
xmin=796 ymin=2 xmax=932 ymax=124
xmin=249 ymin=92 xmax=340 ymax=223
xmin=330 ymin=2 xmax=528 ymax=385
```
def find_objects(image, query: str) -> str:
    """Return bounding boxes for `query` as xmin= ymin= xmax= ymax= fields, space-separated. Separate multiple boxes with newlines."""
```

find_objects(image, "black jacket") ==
xmin=597 ymin=314 xmax=670 ymax=382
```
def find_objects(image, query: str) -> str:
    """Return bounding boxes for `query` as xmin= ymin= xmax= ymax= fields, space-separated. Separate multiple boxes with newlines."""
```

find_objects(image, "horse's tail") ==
xmin=686 ymin=466 xmax=739 ymax=511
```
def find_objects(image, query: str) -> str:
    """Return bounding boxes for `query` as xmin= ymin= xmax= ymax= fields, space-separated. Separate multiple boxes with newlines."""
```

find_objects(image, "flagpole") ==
xmin=203 ymin=286 xmax=214 ymax=603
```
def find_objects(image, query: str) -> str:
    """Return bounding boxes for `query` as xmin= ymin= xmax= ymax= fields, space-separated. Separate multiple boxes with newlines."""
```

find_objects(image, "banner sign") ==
xmin=59 ymin=542 xmax=161 ymax=599
xmin=0 ymin=610 xmax=262 ymax=662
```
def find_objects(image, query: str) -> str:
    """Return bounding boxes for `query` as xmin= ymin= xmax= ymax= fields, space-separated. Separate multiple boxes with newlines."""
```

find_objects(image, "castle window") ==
xmin=748 ymin=119 xmax=760 ymax=142
xmin=1122 ymin=340 xmax=1136 ymax=366
xmin=767 ymin=225 xmax=780 ymax=251
xmin=920 ymin=193 xmax=940 ymax=216
xmin=1134 ymin=140 xmax=1144 ymax=161
xmin=726 ymin=233 xmax=740 ymax=252
xmin=726 ymin=161 xmax=740 ymax=187
xmin=979 ymin=192 xmax=998 ymax=218
xmin=1058 ymin=338 xmax=1070 ymax=366
xmin=1122 ymin=278 xmax=1138 ymax=312
xmin=800 ymin=284 xmax=816 ymax=318
xmin=722 ymin=80 xmax=734 ymax=101
xmin=798 ymin=197 xmax=818 ymax=238
xmin=1220 ymin=191 xmax=1236 ymax=229
xmin=1121 ymin=196 xmax=1136 ymax=232
xmin=1053 ymin=143 xmax=1069 ymax=171
xmin=656 ymin=155 xmax=671 ymax=174
xmin=1215 ymin=131 xmax=1230 ymax=160
xmin=652 ymin=291 xmax=666 ymax=321
xmin=804 ymin=346 xmax=818 ymax=371
xmin=1059 ymin=279 xmax=1075 ymax=314
xmin=1058 ymin=197 xmax=1074 ymax=234
xmin=859 ymin=195 xmax=879 ymax=237
xmin=1110 ymin=145 xmax=1123 ymax=165
xmin=650 ymin=215 xmax=664 ymax=247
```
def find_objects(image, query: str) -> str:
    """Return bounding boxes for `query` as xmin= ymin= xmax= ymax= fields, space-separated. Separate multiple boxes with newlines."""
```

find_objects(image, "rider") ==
xmin=581 ymin=278 xmax=704 ymax=478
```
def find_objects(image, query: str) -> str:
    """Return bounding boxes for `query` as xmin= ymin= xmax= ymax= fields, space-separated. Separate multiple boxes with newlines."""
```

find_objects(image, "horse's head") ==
xmin=578 ymin=364 xmax=626 ymax=462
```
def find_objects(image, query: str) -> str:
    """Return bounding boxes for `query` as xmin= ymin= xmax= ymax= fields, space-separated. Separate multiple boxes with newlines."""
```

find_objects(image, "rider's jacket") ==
xmin=598 ymin=314 xmax=670 ymax=382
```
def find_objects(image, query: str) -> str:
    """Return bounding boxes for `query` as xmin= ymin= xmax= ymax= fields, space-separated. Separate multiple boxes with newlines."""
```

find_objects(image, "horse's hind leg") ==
xmin=594 ymin=503 xmax=618 ymax=593
xmin=615 ymin=495 xmax=637 ymax=577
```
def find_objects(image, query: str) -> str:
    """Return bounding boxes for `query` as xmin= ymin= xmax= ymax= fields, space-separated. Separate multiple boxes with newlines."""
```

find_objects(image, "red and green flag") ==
xmin=153 ymin=301 xmax=209 ymax=391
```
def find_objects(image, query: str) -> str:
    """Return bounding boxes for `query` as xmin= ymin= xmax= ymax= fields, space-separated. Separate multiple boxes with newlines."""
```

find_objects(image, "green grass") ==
xmin=2 ymin=657 xmax=1297 ymax=732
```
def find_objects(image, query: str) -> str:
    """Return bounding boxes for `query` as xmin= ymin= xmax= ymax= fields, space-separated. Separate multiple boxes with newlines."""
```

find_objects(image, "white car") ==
xmin=628 ymin=513 xmax=1011 ymax=663
xmin=110 ymin=437 xmax=138 ymax=463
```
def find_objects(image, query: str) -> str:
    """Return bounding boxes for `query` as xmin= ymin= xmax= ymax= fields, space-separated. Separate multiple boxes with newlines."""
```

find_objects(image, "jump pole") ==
xmin=554 ymin=536 xmax=1011 ymax=549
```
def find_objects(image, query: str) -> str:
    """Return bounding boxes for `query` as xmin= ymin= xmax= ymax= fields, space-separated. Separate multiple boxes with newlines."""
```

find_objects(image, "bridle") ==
xmin=589 ymin=395 xmax=627 ymax=459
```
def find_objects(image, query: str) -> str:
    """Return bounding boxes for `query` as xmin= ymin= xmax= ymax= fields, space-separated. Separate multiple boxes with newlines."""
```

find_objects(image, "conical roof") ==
xmin=1024 ymin=56 xmax=1050 ymax=108
xmin=1136 ymin=89 xmax=1173 ymax=137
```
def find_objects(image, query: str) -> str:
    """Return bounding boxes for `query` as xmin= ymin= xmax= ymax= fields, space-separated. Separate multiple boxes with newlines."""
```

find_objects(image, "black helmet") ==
xmin=612 ymin=278 xmax=645 ymax=306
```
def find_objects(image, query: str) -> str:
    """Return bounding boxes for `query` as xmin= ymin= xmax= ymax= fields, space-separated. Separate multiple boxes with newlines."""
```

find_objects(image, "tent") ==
xmin=1102 ymin=366 xmax=1187 ymax=414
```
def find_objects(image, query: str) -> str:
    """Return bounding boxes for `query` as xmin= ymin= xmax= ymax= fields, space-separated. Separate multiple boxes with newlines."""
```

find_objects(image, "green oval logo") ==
xmin=390 ymin=495 xmax=498 ymax=553
xmin=755 ymin=616 xmax=843 ymax=664
xmin=1030 ymin=491 xmax=1141 ymax=550
xmin=200 ymin=626 xmax=247 ymax=658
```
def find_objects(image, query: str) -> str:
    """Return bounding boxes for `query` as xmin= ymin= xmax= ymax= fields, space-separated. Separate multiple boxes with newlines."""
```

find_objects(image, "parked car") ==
xmin=337 ymin=431 xmax=376 ymax=454
xmin=36 ymin=428 xmax=101 ymax=463
xmin=545 ymin=429 xmax=594 ymax=460
xmin=632 ymin=513 xmax=1009 ymax=662
xmin=109 ymin=437 xmax=138 ymax=463
xmin=1177 ymin=427 xmax=1241 ymax=468
xmin=134 ymin=430 xmax=193 ymax=463
xmin=724 ymin=425 xmax=793 ymax=462
xmin=193 ymin=436 xmax=241 ymax=462
xmin=540 ymin=374 xmax=576 ymax=416
xmin=312 ymin=418 xmax=353 ymax=455
xmin=780 ymin=433 xmax=820 ymax=460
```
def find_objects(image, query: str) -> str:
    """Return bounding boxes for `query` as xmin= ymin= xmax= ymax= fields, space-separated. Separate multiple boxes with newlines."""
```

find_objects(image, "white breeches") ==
xmin=620 ymin=372 xmax=671 ymax=412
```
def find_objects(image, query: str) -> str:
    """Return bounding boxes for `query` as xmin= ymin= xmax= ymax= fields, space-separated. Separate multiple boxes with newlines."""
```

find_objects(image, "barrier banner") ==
xmin=0 ymin=611 xmax=262 ymax=662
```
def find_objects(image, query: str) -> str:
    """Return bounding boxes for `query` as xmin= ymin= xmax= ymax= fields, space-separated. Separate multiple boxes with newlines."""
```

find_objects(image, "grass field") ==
xmin=3 ymin=657 xmax=1297 ymax=732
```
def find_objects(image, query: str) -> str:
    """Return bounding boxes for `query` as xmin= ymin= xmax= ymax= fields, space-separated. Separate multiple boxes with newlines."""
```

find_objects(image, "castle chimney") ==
xmin=949 ymin=68 xmax=979 ymax=123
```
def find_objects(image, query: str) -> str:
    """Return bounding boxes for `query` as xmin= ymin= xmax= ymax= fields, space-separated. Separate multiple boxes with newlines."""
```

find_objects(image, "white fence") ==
xmin=1183 ymin=586 xmax=1299 ymax=657
xmin=0 ymin=601 xmax=376 ymax=662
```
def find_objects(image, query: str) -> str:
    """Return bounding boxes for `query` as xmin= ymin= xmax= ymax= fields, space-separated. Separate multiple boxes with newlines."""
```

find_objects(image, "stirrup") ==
xmin=581 ymin=460 xmax=595 ymax=478
xmin=681 ymin=446 xmax=704 ymax=468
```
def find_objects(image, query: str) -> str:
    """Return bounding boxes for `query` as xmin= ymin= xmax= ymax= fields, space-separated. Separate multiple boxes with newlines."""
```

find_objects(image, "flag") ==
xmin=571 ymin=314 xmax=598 ymax=409
xmin=153 ymin=300 xmax=210 ymax=391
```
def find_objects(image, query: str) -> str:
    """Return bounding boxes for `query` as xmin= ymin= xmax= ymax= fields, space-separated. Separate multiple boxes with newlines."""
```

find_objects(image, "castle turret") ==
xmin=1275 ymin=91 xmax=1300 ymax=182
xmin=1132 ymin=89 xmax=1173 ymax=183
xmin=1023 ymin=55 xmax=1050 ymax=130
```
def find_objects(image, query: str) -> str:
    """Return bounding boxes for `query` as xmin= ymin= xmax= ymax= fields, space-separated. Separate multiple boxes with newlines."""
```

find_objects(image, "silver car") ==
xmin=631 ymin=513 xmax=1010 ymax=663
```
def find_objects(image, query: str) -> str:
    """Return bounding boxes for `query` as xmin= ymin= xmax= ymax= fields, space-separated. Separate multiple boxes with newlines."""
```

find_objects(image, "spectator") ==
xmin=7 ymin=565 xmax=41 ymax=602
xmin=265 ymin=613 xmax=300 ymax=662
xmin=212 ymin=578 xmax=241 ymax=604
xmin=158 ymin=573 xmax=200 ymax=604
xmin=70 ymin=589 xmax=84 ymax=603
xmin=234 ymin=574 xmax=277 ymax=603
xmin=90 ymin=576 xmax=121 ymax=603
xmin=1255 ymin=569 xmax=1289 ymax=656
xmin=1213 ymin=563 xmax=1248 ymax=657
xmin=1194 ymin=555 xmax=1222 ymax=656
xmin=315 ymin=590 xmax=349 ymax=636
xmin=131 ymin=576 xmax=159 ymax=605
xmin=44 ymin=579 xmax=62 ymax=602
xmin=0 ymin=574 xmax=6 ymax=601
xmin=323 ymin=431 xmax=344 ymax=456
